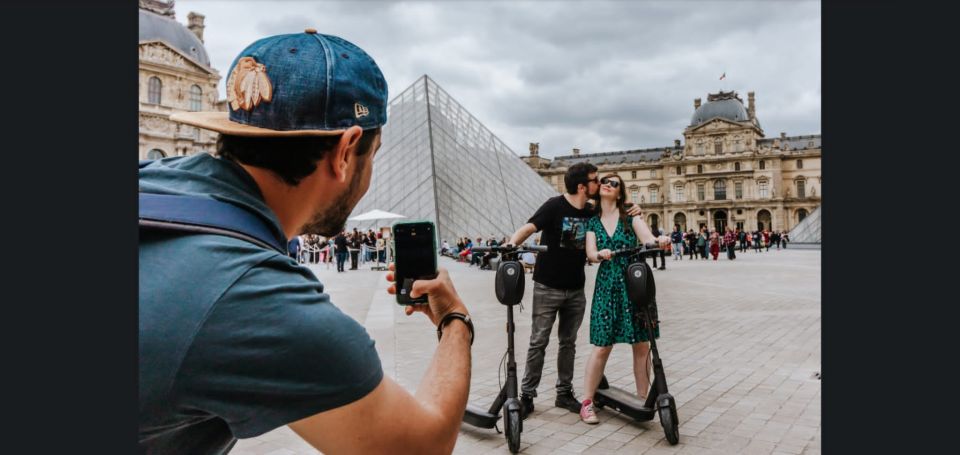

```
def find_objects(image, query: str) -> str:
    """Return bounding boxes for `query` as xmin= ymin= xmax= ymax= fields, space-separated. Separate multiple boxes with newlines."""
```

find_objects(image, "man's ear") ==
xmin=328 ymin=126 xmax=364 ymax=183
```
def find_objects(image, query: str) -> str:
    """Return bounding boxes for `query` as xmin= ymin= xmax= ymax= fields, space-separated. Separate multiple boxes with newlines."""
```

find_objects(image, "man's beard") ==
xmin=300 ymin=161 xmax=367 ymax=237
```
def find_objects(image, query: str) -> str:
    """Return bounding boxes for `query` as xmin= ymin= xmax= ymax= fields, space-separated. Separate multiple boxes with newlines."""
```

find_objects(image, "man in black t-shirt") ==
xmin=506 ymin=162 xmax=640 ymax=419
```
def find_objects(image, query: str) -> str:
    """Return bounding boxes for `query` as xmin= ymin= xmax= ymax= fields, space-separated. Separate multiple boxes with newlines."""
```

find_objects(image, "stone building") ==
xmin=523 ymin=90 xmax=821 ymax=234
xmin=138 ymin=0 xmax=225 ymax=160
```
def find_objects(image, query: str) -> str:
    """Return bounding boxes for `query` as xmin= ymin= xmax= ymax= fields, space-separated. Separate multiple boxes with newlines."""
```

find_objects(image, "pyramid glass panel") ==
xmin=350 ymin=76 xmax=559 ymax=244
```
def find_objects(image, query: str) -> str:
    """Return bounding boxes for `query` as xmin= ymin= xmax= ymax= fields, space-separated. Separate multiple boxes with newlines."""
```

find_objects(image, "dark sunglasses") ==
xmin=600 ymin=177 xmax=621 ymax=189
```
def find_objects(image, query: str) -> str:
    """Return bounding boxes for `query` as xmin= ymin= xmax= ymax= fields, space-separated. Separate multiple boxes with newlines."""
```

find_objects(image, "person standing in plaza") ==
xmin=505 ymin=162 xmax=640 ymax=419
xmin=334 ymin=231 xmax=348 ymax=272
xmin=697 ymin=228 xmax=708 ymax=259
xmin=709 ymin=229 xmax=720 ymax=260
xmin=671 ymin=224 xmax=684 ymax=261
xmin=687 ymin=229 xmax=697 ymax=260
xmin=578 ymin=173 xmax=659 ymax=424
xmin=724 ymin=227 xmax=737 ymax=260
xmin=738 ymin=228 xmax=747 ymax=253
xmin=762 ymin=229 xmax=771 ymax=252
xmin=140 ymin=30 xmax=472 ymax=454
xmin=753 ymin=230 xmax=761 ymax=253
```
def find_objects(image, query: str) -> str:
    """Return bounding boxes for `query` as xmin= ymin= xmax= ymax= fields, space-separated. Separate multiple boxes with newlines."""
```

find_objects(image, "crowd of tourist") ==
xmin=286 ymin=228 xmax=389 ymax=272
xmin=667 ymin=225 xmax=790 ymax=262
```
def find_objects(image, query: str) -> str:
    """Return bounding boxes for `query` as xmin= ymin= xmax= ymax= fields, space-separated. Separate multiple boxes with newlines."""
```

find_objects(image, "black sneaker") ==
xmin=520 ymin=394 xmax=535 ymax=420
xmin=555 ymin=392 xmax=581 ymax=413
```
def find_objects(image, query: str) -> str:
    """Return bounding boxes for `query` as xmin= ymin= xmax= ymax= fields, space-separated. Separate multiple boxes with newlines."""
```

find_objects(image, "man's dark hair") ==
xmin=216 ymin=127 xmax=381 ymax=186
xmin=564 ymin=162 xmax=598 ymax=194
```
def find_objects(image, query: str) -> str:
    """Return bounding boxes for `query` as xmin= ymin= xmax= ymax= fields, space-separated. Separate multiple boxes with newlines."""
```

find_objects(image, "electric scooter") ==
xmin=592 ymin=244 xmax=680 ymax=445
xmin=462 ymin=244 xmax=546 ymax=454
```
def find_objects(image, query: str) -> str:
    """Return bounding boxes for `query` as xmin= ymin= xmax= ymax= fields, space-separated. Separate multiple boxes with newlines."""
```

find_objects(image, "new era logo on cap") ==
xmin=169 ymin=28 xmax=388 ymax=137
xmin=355 ymin=103 xmax=369 ymax=118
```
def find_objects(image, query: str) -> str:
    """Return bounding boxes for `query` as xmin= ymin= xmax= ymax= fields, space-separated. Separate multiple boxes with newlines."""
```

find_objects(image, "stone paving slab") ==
xmin=233 ymin=248 xmax=820 ymax=454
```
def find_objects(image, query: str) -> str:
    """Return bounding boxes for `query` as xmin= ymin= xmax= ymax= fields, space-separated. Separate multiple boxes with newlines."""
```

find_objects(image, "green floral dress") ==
xmin=587 ymin=215 xmax=661 ymax=346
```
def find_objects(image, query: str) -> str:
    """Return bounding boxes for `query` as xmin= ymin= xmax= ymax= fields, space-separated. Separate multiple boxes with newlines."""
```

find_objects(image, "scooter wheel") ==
xmin=505 ymin=408 xmax=522 ymax=453
xmin=659 ymin=403 xmax=679 ymax=445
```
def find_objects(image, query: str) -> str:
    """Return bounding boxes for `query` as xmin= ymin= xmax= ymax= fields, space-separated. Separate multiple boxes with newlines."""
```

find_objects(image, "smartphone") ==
xmin=393 ymin=221 xmax=438 ymax=305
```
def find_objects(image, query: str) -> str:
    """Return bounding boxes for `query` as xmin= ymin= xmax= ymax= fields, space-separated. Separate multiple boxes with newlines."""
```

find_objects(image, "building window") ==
xmin=735 ymin=181 xmax=743 ymax=199
xmin=697 ymin=183 xmax=705 ymax=201
xmin=714 ymin=137 xmax=723 ymax=155
xmin=649 ymin=187 xmax=658 ymax=203
xmin=697 ymin=164 xmax=703 ymax=174
xmin=674 ymin=184 xmax=684 ymax=202
xmin=189 ymin=85 xmax=202 ymax=111
xmin=796 ymin=159 xmax=803 ymax=169
xmin=147 ymin=149 xmax=166 ymax=160
xmin=676 ymin=165 xmax=682 ymax=175
xmin=631 ymin=170 xmax=637 ymax=179
xmin=796 ymin=180 xmax=806 ymax=198
xmin=148 ymin=77 xmax=162 ymax=104
xmin=713 ymin=180 xmax=726 ymax=200
xmin=650 ymin=169 xmax=656 ymax=178
xmin=759 ymin=160 xmax=766 ymax=170
xmin=696 ymin=140 xmax=704 ymax=155
xmin=735 ymin=161 xmax=741 ymax=171
xmin=631 ymin=189 xmax=639 ymax=203
xmin=758 ymin=180 xmax=769 ymax=198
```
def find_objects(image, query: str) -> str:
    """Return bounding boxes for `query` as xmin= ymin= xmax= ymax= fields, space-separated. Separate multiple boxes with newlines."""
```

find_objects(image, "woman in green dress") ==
xmin=578 ymin=173 xmax=659 ymax=424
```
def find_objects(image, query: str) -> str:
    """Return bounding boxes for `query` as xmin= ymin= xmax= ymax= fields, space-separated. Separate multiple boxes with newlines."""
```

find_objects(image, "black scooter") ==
xmin=462 ymin=244 xmax=546 ymax=454
xmin=592 ymin=245 xmax=680 ymax=445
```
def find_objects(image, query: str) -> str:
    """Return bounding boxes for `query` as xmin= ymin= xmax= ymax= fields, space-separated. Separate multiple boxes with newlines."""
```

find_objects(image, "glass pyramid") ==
xmin=349 ymin=75 xmax=559 ymax=244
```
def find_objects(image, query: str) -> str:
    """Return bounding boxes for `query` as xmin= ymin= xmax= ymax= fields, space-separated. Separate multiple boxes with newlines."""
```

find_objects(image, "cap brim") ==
xmin=169 ymin=112 xmax=347 ymax=137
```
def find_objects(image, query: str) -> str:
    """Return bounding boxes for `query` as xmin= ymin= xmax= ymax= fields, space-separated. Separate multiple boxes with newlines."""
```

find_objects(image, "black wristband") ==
xmin=437 ymin=312 xmax=474 ymax=346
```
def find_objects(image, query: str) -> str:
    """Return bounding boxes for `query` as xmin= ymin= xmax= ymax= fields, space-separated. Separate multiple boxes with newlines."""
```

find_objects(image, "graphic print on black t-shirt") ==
xmin=560 ymin=216 xmax=589 ymax=250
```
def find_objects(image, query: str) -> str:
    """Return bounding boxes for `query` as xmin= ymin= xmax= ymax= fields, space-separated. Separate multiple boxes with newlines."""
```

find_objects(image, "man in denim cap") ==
xmin=139 ymin=30 xmax=472 ymax=454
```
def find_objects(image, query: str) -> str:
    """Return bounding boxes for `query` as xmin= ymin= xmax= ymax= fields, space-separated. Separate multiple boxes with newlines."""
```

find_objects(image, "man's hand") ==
xmin=625 ymin=204 xmax=642 ymax=217
xmin=386 ymin=264 xmax=468 ymax=326
xmin=598 ymin=249 xmax=612 ymax=260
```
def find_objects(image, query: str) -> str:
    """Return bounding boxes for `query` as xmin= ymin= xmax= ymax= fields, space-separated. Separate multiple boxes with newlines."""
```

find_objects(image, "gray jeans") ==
xmin=520 ymin=282 xmax=587 ymax=398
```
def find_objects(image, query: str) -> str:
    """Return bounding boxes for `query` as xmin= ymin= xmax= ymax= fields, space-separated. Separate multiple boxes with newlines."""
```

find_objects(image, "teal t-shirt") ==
xmin=139 ymin=154 xmax=383 ymax=454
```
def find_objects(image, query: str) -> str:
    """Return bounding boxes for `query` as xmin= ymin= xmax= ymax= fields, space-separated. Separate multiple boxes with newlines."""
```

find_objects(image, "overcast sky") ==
xmin=174 ymin=0 xmax=820 ymax=159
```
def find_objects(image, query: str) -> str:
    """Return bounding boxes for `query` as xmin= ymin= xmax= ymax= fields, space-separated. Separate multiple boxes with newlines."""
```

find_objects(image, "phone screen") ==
xmin=394 ymin=222 xmax=438 ymax=305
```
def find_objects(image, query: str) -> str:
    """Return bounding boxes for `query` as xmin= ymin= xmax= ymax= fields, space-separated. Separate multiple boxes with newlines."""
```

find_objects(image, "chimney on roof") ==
xmin=780 ymin=132 xmax=787 ymax=139
xmin=747 ymin=91 xmax=756 ymax=119
xmin=187 ymin=12 xmax=205 ymax=42
xmin=529 ymin=142 xmax=539 ymax=156
xmin=674 ymin=139 xmax=681 ymax=147
xmin=572 ymin=148 xmax=580 ymax=156
xmin=694 ymin=98 xmax=701 ymax=109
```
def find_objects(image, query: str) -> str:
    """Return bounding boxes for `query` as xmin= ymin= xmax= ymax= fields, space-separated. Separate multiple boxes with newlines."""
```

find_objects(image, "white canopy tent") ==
xmin=347 ymin=210 xmax=406 ymax=270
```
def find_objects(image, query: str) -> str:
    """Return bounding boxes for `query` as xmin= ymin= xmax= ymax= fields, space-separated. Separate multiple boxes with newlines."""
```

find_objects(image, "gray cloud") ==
xmin=176 ymin=0 xmax=819 ymax=158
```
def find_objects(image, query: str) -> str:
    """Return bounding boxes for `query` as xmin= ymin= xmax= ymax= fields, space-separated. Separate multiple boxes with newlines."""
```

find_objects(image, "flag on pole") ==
xmin=720 ymin=72 xmax=726 ymax=81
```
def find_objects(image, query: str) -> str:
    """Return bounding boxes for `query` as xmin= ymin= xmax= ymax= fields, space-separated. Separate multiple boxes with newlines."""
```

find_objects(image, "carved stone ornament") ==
xmin=673 ymin=152 xmax=683 ymax=161
xmin=140 ymin=43 xmax=187 ymax=69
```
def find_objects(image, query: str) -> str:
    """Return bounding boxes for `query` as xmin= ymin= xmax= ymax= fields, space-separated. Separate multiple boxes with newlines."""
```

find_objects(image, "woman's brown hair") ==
xmin=600 ymin=173 xmax=630 ymax=227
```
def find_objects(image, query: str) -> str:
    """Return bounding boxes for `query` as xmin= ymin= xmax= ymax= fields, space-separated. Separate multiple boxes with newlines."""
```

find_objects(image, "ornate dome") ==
xmin=139 ymin=8 xmax=210 ymax=67
xmin=690 ymin=90 xmax=749 ymax=127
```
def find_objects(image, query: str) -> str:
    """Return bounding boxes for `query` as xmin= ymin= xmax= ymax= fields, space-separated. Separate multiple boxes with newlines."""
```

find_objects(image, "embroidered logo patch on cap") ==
xmin=355 ymin=103 xmax=369 ymax=118
xmin=227 ymin=57 xmax=273 ymax=111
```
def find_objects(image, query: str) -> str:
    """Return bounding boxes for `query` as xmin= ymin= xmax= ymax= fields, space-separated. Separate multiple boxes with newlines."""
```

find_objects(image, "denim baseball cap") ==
xmin=171 ymin=29 xmax=387 ymax=136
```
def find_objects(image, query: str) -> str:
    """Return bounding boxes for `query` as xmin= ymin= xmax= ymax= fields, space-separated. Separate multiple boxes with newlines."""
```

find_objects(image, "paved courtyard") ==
xmin=230 ymin=247 xmax=821 ymax=455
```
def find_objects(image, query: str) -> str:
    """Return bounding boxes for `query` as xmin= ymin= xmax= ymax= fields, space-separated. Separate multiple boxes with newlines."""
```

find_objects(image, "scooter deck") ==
xmin=463 ymin=403 xmax=500 ymax=429
xmin=595 ymin=386 xmax=655 ymax=421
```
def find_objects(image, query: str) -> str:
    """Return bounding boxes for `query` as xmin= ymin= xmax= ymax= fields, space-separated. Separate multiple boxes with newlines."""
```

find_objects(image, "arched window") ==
xmin=796 ymin=159 xmax=803 ymax=169
xmin=713 ymin=180 xmax=726 ymax=200
xmin=735 ymin=161 xmax=741 ymax=171
xmin=189 ymin=85 xmax=202 ymax=111
xmin=147 ymin=149 xmax=166 ymax=160
xmin=797 ymin=209 xmax=809 ymax=222
xmin=148 ymin=77 xmax=162 ymax=104
xmin=759 ymin=160 xmax=766 ymax=170
xmin=714 ymin=137 xmax=723 ymax=155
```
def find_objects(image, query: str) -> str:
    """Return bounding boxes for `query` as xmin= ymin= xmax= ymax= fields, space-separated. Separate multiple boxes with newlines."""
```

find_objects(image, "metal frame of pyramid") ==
xmin=349 ymin=75 xmax=559 ymax=244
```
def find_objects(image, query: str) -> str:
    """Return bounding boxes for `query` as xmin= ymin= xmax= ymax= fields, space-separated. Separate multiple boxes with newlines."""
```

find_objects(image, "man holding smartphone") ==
xmin=505 ymin=163 xmax=641 ymax=418
xmin=140 ymin=30 xmax=472 ymax=454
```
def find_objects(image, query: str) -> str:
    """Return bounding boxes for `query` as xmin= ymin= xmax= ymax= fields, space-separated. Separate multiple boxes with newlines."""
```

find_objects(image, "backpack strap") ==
xmin=139 ymin=192 xmax=286 ymax=254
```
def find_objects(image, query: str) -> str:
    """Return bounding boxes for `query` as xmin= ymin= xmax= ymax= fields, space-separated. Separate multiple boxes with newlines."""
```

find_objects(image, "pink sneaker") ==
xmin=580 ymin=399 xmax=599 ymax=424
